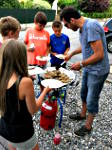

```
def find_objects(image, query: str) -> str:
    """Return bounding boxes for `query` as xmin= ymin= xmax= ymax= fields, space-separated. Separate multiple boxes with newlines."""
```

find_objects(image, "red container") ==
xmin=53 ymin=133 xmax=61 ymax=145
xmin=40 ymin=100 xmax=57 ymax=130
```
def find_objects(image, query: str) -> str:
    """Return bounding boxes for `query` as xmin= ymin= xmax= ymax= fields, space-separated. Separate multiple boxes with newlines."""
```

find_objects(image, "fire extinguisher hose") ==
xmin=57 ymin=97 xmax=63 ymax=128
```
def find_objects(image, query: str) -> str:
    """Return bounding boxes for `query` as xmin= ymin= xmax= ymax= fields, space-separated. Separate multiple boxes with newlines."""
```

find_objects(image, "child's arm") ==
xmin=49 ymin=46 xmax=57 ymax=56
xmin=20 ymin=77 xmax=50 ymax=115
xmin=64 ymin=35 xmax=70 ymax=55
xmin=27 ymin=43 xmax=35 ymax=52
xmin=46 ymin=32 xmax=50 ymax=55
xmin=46 ymin=43 xmax=50 ymax=55
xmin=24 ymin=29 xmax=35 ymax=52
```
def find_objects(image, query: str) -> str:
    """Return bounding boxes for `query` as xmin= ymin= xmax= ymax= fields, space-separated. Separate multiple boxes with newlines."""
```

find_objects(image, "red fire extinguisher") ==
xmin=40 ymin=98 xmax=57 ymax=130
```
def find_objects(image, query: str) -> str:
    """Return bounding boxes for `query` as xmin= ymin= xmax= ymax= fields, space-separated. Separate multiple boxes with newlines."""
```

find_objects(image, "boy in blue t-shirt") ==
xmin=50 ymin=20 xmax=70 ymax=67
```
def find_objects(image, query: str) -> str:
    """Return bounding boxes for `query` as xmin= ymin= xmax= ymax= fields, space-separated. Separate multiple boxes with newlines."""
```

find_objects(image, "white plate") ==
xmin=41 ymin=79 xmax=66 ymax=88
xmin=55 ymin=54 xmax=65 ymax=59
xmin=36 ymin=56 xmax=50 ymax=61
xmin=28 ymin=66 xmax=35 ymax=70
xmin=45 ymin=66 xmax=56 ymax=72
xmin=59 ymin=67 xmax=75 ymax=81
xmin=28 ymin=66 xmax=45 ymax=76
xmin=110 ymin=66 xmax=112 ymax=74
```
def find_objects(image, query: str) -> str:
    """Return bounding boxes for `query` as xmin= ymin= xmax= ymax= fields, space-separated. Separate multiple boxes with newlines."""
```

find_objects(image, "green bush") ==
xmin=20 ymin=0 xmax=33 ymax=8
xmin=81 ymin=0 xmax=112 ymax=18
xmin=20 ymin=0 xmax=51 ymax=9
xmin=83 ymin=11 xmax=112 ymax=18
xmin=45 ymin=0 xmax=54 ymax=5
xmin=78 ymin=0 xmax=110 ymax=13
xmin=0 ymin=0 xmax=20 ymax=8
xmin=58 ymin=0 xmax=78 ymax=9
xmin=33 ymin=0 xmax=51 ymax=9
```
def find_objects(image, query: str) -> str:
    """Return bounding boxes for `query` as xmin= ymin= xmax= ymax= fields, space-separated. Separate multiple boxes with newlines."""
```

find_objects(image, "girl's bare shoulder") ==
xmin=20 ymin=77 xmax=33 ymax=89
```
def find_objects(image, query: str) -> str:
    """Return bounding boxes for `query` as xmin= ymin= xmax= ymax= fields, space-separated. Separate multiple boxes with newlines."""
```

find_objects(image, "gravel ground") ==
xmin=0 ymin=71 xmax=112 ymax=150
xmin=33 ymin=71 xmax=112 ymax=150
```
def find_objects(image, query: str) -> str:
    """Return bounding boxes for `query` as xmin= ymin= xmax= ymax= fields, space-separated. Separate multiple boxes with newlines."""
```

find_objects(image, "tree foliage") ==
xmin=58 ymin=0 xmax=78 ymax=9
xmin=20 ymin=0 xmax=51 ymax=9
xmin=20 ymin=0 xmax=33 ymax=8
xmin=0 ymin=0 xmax=20 ymax=8
xmin=45 ymin=0 xmax=54 ymax=5
xmin=33 ymin=0 xmax=51 ymax=9
xmin=78 ymin=0 xmax=110 ymax=12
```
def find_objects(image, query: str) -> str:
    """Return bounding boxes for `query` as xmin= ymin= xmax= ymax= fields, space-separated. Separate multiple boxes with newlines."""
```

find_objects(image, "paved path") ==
xmin=0 ymin=136 xmax=8 ymax=150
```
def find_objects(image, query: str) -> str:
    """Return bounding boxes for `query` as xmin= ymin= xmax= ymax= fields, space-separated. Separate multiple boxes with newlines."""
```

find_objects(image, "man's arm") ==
xmin=82 ymin=40 xmax=104 ymax=66
xmin=71 ymin=40 xmax=104 ymax=70
xmin=65 ymin=46 xmax=82 ymax=61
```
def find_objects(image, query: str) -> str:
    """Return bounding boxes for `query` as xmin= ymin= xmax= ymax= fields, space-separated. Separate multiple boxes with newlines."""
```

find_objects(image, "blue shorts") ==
xmin=81 ymin=71 xmax=108 ymax=114
xmin=8 ymin=133 xmax=37 ymax=150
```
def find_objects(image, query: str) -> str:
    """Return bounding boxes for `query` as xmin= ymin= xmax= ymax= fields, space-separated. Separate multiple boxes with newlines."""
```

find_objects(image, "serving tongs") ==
xmin=55 ymin=61 xmax=66 ymax=70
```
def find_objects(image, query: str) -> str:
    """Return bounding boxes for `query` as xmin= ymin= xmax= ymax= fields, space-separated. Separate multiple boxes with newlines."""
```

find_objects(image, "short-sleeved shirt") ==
xmin=80 ymin=19 xmax=110 ymax=75
xmin=24 ymin=28 xmax=50 ymax=66
xmin=50 ymin=33 xmax=70 ymax=65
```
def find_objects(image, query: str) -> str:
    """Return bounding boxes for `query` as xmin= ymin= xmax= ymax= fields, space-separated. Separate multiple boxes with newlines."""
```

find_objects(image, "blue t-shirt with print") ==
xmin=80 ymin=19 xmax=110 ymax=75
xmin=50 ymin=33 xmax=70 ymax=65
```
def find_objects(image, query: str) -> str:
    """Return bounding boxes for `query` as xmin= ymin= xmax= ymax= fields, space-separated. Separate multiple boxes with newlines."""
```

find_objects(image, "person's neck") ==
xmin=79 ymin=16 xmax=86 ymax=32
xmin=2 ymin=36 xmax=10 ymax=42
xmin=34 ymin=26 xmax=43 ymax=32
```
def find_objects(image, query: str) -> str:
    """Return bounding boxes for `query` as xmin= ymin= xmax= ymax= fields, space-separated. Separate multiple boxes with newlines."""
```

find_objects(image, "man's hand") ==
xmin=65 ymin=46 xmax=82 ymax=61
xmin=71 ymin=62 xmax=81 ymax=71
xmin=64 ymin=53 xmax=72 ymax=61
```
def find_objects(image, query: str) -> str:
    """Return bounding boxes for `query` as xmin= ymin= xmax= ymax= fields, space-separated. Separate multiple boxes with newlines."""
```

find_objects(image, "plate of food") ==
xmin=41 ymin=79 xmax=66 ymax=88
xmin=55 ymin=54 xmax=66 ymax=60
xmin=36 ymin=56 xmax=50 ymax=61
xmin=43 ymin=67 xmax=75 ymax=85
